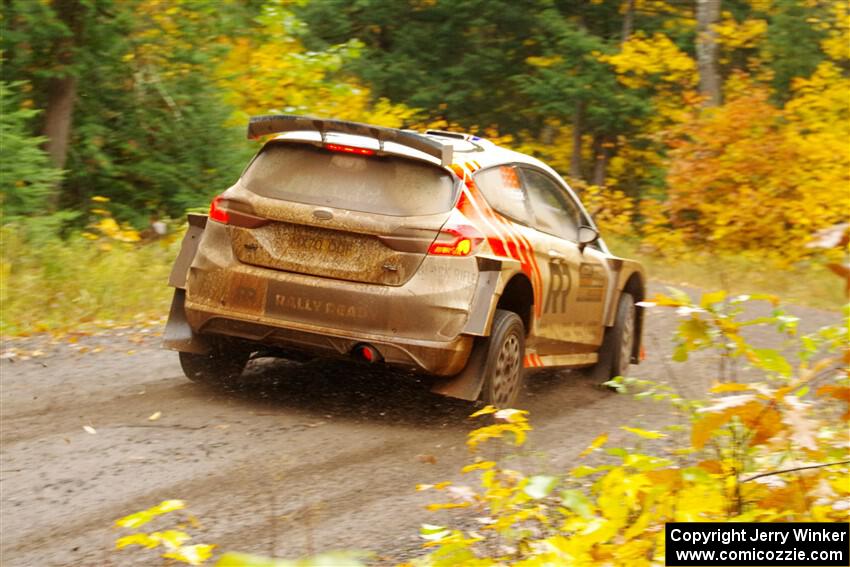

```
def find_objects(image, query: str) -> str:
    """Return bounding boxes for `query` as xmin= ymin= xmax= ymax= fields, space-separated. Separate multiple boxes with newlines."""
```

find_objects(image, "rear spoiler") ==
xmin=247 ymin=114 xmax=453 ymax=167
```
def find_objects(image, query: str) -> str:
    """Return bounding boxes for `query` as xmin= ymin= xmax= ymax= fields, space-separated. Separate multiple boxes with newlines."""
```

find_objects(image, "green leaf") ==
xmin=751 ymin=348 xmax=792 ymax=376
xmin=419 ymin=524 xmax=452 ymax=541
xmin=560 ymin=489 xmax=594 ymax=519
xmin=679 ymin=318 xmax=710 ymax=343
xmin=570 ymin=465 xmax=600 ymax=478
xmin=524 ymin=475 xmax=558 ymax=499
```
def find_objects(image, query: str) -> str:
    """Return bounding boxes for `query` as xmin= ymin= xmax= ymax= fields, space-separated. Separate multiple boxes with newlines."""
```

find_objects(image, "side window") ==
xmin=521 ymin=168 xmax=581 ymax=241
xmin=473 ymin=165 xmax=533 ymax=225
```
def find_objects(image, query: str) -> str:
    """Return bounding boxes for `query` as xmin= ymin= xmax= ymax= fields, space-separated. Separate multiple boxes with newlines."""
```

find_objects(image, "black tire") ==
xmin=478 ymin=309 xmax=526 ymax=408
xmin=179 ymin=347 xmax=250 ymax=385
xmin=588 ymin=292 xmax=636 ymax=384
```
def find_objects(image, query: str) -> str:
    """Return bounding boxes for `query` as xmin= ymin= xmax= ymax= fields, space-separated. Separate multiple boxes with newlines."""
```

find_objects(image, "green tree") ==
xmin=1 ymin=0 xmax=260 ymax=225
xmin=0 ymin=81 xmax=64 ymax=217
xmin=764 ymin=0 xmax=829 ymax=102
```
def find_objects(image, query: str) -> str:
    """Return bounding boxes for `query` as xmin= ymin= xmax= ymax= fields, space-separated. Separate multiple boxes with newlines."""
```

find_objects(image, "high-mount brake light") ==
xmin=325 ymin=143 xmax=375 ymax=156
xmin=209 ymin=195 xmax=229 ymax=223
xmin=428 ymin=223 xmax=484 ymax=257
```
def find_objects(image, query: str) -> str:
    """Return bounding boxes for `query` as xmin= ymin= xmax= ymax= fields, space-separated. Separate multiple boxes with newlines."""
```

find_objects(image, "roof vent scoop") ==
xmin=425 ymin=129 xmax=469 ymax=140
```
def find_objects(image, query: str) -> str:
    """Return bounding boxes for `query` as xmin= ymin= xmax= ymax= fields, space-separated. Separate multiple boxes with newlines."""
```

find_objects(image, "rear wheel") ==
xmin=588 ymin=292 xmax=636 ymax=385
xmin=179 ymin=346 xmax=250 ymax=386
xmin=478 ymin=309 xmax=526 ymax=408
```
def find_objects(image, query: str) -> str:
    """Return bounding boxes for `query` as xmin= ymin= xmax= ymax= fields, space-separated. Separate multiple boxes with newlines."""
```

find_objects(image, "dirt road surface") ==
xmin=0 ymin=284 xmax=840 ymax=566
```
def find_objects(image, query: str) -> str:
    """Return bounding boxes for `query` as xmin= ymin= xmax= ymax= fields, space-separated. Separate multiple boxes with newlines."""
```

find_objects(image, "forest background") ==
xmin=1 ymin=0 xmax=848 ymax=335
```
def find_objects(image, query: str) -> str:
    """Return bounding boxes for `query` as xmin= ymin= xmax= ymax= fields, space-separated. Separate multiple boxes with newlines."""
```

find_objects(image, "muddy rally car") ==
xmin=163 ymin=115 xmax=646 ymax=407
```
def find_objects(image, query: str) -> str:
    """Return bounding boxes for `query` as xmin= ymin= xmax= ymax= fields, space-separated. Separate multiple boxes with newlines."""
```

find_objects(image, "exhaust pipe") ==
xmin=353 ymin=344 xmax=382 ymax=363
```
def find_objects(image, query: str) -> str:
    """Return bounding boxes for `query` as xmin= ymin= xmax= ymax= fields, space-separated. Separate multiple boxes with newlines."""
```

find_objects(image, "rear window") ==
xmin=241 ymin=143 xmax=457 ymax=216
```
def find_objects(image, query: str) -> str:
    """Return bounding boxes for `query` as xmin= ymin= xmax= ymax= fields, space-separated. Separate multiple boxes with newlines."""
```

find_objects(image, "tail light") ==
xmin=207 ymin=195 xmax=268 ymax=228
xmin=428 ymin=211 xmax=484 ymax=257
xmin=325 ymin=143 xmax=375 ymax=156
xmin=209 ymin=195 xmax=229 ymax=223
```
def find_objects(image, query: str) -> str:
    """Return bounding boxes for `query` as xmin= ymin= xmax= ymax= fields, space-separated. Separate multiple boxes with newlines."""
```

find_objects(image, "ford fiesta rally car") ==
xmin=163 ymin=115 xmax=646 ymax=408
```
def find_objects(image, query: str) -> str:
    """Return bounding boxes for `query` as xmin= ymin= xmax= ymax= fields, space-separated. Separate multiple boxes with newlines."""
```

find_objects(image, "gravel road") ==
xmin=0 ymin=284 xmax=841 ymax=566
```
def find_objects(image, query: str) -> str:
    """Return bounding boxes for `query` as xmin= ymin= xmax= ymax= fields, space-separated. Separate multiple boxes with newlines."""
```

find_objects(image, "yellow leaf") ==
xmin=579 ymin=433 xmax=608 ymax=457
xmin=697 ymin=460 xmax=724 ymax=474
xmin=161 ymin=543 xmax=215 ymax=566
xmin=425 ymin=502 xmax=471 ymax=511
xmin=620 ymin=426 xmax=666 ymax=439
xmin=469 ymin=405 xmax=498 ymax=418
xmin=710 ymin=382 xmax=753 ymax=393
xmin=700 ymin=290 xmax=727 ymax=308
xmin=462 ymin=461 xmax=496 ymax=473
xmin=115 ymin=533 xmax=159 ymax=549
xmin=151 ymin=529 xmax=190 ymax=550
xmin=692 ymin=412 xmax=734 ymax=449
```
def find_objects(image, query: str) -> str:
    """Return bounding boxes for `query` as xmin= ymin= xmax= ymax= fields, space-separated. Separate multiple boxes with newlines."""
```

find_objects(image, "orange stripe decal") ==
xmin=453 ymin=161 xmax=544 ymax=320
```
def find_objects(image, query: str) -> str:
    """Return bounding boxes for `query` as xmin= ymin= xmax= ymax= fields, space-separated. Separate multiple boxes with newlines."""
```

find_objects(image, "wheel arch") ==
xmin=620 ymin=270 xmax=646 ymax=363
xmin=494 ymin=272 xmax=534 ymax=335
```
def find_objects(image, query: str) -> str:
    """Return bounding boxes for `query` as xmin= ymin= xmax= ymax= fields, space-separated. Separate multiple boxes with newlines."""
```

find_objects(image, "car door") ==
xmin=518 ymin=166 xmax=609 ymax=352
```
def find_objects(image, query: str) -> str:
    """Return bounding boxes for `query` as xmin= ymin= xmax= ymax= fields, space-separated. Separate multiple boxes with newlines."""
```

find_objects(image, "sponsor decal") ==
xmin=577 ymin=262 xmax=605 ymax=303
xmin=265 ymin=282 xmax=368 ymax=320
xmin=543 ymin=261 xmax=571 ymax=314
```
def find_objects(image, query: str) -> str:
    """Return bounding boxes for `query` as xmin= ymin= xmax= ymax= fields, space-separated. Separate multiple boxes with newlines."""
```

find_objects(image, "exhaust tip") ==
xmin=353 ymin=344 xmax=382 ymax=363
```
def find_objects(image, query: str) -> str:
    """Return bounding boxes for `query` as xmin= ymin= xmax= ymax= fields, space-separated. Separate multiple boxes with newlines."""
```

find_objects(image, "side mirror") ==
xmin=577 ymin=225 xmax=599 ymax=253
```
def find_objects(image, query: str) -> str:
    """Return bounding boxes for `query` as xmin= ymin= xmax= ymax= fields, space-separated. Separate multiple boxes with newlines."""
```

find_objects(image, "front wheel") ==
xmin=478 ymin=309 xmax=526 ymax=408
xmin=179 ymin=347 xmax=250 ymax=386
xmin=588 ymin=292 xmax=636 ymax=384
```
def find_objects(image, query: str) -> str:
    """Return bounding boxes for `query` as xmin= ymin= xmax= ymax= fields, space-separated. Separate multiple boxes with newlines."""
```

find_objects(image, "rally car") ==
xmin=163 ymin=115 xmax=646 ymax=407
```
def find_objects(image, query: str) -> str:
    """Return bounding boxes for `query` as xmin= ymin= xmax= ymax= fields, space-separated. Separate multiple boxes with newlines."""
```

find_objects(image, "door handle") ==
xmin=548 ymin=250 xmax=566 ymax=262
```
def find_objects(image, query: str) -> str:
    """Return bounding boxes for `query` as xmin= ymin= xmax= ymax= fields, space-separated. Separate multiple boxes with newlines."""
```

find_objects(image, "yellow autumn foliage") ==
xmin=415 ymin=292 xmax=849 ymax=566
xmin=215 ymin=4 xmax=414 ymax=128
xmin=644 ymin=72 xmax=849 ymax=265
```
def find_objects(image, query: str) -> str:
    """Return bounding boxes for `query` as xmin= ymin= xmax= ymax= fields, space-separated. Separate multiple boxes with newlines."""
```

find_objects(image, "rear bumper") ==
xmin=182 ymin=221 xmax=481 ymax=375
xmin=183 ymin=304 xmax=473 ymax=376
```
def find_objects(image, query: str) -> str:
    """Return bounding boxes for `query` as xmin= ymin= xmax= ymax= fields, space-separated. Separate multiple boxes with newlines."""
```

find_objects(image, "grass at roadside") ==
xmin=0 ymin=230 xmax=843 ymax=338
xmin=1 ymin=228 xmax=178 ymax=337
xmin=606 ymin=235 xmax=845 ymax=311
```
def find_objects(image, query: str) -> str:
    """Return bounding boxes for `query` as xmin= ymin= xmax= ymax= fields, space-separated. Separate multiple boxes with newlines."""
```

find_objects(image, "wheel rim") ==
xmin=492 ymin=331 xmax=521 ymax=407
xmin=618 ymin=305 xmax=635 ymax=377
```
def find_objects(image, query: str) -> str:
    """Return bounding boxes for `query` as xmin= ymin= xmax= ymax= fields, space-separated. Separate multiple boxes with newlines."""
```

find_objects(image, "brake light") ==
xmin=209 ymin=195 xmax=229 ymax=223
xmin=429 ymin=213 xmax=484 ymax=257
xmin=325 ymin=143 xmax=375 ymax=156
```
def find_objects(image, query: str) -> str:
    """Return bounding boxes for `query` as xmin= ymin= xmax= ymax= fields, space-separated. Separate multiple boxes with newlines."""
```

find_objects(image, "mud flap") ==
xmin=162 ymin=289 xmax=211 ymax=354
xmin=431 ymin=256 xmax=505 ymax=401
xmin=430 ymin=336 xmax=488 ymax=401
xmin=168 ymin=213 xmax=207 ymax=289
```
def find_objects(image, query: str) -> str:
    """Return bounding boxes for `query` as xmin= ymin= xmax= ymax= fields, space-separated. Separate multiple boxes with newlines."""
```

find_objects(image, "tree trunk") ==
xmin=539 ymin=123 xmax=555 ymax=145
xmin=621 ymin=0 xmax=635 ymax=42
xmin=42 ymin=0 xmax=86 ymax=194
xmin=43 ymin=76 xmax=77 ymax=170
xmin=696 ymin=0 xmax=722 ymax=106
xmin=570 ymin=101 xmax=585 ymax=181
xmin=591 ymin=134 xmax=612 ymax=187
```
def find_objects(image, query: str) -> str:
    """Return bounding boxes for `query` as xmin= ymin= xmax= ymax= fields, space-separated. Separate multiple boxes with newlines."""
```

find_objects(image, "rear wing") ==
xmin=247 ymin=114 xmax=453 ymax=167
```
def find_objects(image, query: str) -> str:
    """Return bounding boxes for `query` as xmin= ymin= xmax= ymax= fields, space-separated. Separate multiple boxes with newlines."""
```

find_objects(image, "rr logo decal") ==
xmin=544 ymin=262 xmax=571 ymax=314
